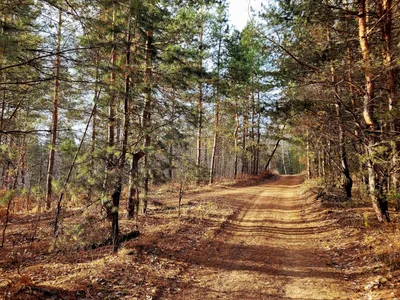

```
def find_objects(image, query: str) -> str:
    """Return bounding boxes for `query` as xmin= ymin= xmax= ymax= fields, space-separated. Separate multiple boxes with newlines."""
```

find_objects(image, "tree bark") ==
xmin=209 ymin=32 xmax=222 ymax=184
xmin=127 ymin=151 xmax=144 ymax=219
xmin=281 ymin=144 xmax=287 ymax=175
xmin=0 ymin=10 xmax=7 ymax=188
xmin=209 ymin=99 xmax=219 ymax=184
xmin=251 ymin=91 xmax=256 ymax=174
xmin=142 ymin=24 xmax=154 ymax=214
xmin=45 ymin=9 xmax=62 ymax=210
xmin=264 ymin=138 xmax=282 ymax=171
xmin=234 ymin=107 xmax=239 ymax=179
xmin=328 ymin=29 xmax=353 ymax=198
xmin=103 ymin=3 xmax=117 ymax=219
xmin=306 ymin=129 xmax=311 ymax=179
xmin=196 ymin=16 xmax=204 ymax=181
xmin=111 ymin=2 xmax=133 ymax=251
xmin=336 ymin=98 xmax=353 ymax=198
xmin=358 ymin=0 xmax=389 ymax=222
xmin=89 ymin=53 xmax=100 ymax=202
xmin=241 ymin=96 xmax=249 ymax=174
xmin=255 ymin=89 xmax=261 ymax=175
xmin=381 ymin=0 xmax=398 ymax=191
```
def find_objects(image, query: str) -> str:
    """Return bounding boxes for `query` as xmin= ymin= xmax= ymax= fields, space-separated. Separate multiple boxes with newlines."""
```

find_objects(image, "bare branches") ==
xmin=0 ymin=47 xmax=98 ymax=72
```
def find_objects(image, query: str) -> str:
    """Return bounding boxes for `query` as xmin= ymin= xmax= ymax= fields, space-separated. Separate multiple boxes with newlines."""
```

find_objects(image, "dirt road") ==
xmin=177 ymin=175 xmax=356 ymax=299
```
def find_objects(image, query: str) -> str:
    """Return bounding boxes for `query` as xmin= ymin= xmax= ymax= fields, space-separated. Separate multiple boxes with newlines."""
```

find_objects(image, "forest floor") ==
xmin=1 ymin=175 xmax=400 ymax=299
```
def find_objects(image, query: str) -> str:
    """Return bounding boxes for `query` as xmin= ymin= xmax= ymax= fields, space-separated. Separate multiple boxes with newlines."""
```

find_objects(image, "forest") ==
xmin=1 ymin=0 xmax=400 ymax=299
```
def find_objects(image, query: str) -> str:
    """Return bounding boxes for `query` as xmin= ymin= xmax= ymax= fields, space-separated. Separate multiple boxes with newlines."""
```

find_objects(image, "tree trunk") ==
xmin=241 ymin=97 xmax=248 ymax=174
xmin=264 ymin=138 xmax=282 ymax=171
xmin=251 ymin=91 xmax=256 ymax=174
xmin=45 ymin=9 xmax=62 ymax=210
xmin=197 ymin=82 xmax=203 ymax=173
xmin=127 ymin=151 xmax=144 ymax=219
xmin=209 ymin=99 xmax=219 ymax=184
xmin=178 ymin=181 xmax=183 ymax=218
xmin=103 ymin=4 xmax=117 ymax=219
xmin=281 ymin=144 xmax=287 ymax=175
xmin=306 ymin=129 xmax=311 ymax=179
xmin=0 ymin=11 xmax=7 ymax=188
xmin=108 ymin=4 xmax=117 ymax=152
xmin=255 ymin=89 xmax=261 ymax=175
xmin=111 ymin=2 xmax=133 ymax=251
xmin=53 ymin=103 xmax=97 ymax=237
xmin=196 ymin=18 xmax=204 ymax=181
xmin=89 ymin=53 xmax=100 ymax=202
xmin=337 ymin=99 xmax=353 ymax=198
xmin=358 ymin=0 xmax=389 ymax=222
xmin=328 ymin=29 xmax=353 ymax=198
xmin=209 ymin=33 xmax=222 ymax=184
xmin=1 ymin=142 xmax=24 ymax=247
xmin=142 ymin=24 xmax=154 ymax=214
xmin=168 ymin=95 xmax=176 ymax=180
xmin=234 ymin=109 xmax=239 ymax=179
xmin=168 ymin=144 xmax=173 ymax=180
xmin=381 ymin=0 xmax=398 ymax=191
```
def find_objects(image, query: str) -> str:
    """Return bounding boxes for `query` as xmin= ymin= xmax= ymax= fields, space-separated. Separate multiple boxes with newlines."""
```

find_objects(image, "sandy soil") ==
xmin=175 ymin=175 xmax=356 ymax=299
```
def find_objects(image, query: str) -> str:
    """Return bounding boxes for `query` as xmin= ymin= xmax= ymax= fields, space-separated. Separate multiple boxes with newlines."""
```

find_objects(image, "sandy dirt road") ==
xmin=176 ymin=175 xmax=356 ymax=300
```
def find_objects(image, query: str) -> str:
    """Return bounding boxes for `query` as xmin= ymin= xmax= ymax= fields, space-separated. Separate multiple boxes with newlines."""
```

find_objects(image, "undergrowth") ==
xmin=304 ymin=177 xmax=400 ymax=298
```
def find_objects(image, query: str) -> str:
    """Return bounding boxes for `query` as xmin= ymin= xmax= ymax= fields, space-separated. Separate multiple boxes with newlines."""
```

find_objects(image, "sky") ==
xmin=228 ymin=0 xmax=263 ymax=30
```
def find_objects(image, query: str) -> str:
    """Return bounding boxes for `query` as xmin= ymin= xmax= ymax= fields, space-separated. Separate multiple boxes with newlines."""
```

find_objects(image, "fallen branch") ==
xmin=88 ymin=230 xmax=140 ymax=250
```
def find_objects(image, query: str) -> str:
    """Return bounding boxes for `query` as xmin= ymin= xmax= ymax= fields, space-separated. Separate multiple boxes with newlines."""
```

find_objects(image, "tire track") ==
xmin=176 ymin=175 xmax=356 ymax=300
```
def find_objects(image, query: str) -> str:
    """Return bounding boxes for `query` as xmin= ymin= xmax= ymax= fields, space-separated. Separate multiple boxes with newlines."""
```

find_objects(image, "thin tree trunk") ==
xmin=89 ymin=53 xmax=100 ymax=202
xmin=328 ymin=29 xmax=353 ymax=198
xmin=103 ymin=4 xmax=117 ymax=219
xmin=306 ymin=129 xmax=311 ymax=179
xmin=287 ymin=148 xmax=292 ymax=174
xmin=20 ymin=135 xmax=27 ymax=190
xmin=281 ymin=144 xmax=287 ymax=175
xmin=1 ymin=191 xmax=14 ymax=248
xmin=53 ymin=103 xmax=97 ymax=237
xmin=251 ymin=91 xmax=256 ymax=174
xmin=255 ymin=90 xmax=261 ymax=175
xmin=234 ymin=108 xmax=239 ymax=179
xmin=168 ymin=144 xmax=174 ymax=180
xmin=318 ymin=149 xmax=322 ymax=178
xmin=111 ymin=3 xmax=133 ymax=252
xmin=168 ymin=95 xmax=176 ymax=180
xmin=264 ymin=125 xmax=286 ymax=171
xmin=209 ymin=99 xmax=219 ymax=184
xmin=0 ymin=11 xmax=7 ymax=188
xmin=142 ymin=24 xmax=154 ymax=214
xmin=0 ymin=99 xmax=5 ymax=188
xmin=1 ymin=147 xmax=23 ymax=247
xmin=264 ymin=138 xmax=282 ymax=171
xmin=45 ymin=9 xmax=62 ymax=210
xmin=242 ymin=97 xmax=248 ymax=174
xmin=209 ymin=33 xmax=222 ymax=184
xmin=178 ymin=181 xmax=183 ymax=218
xmin=196 ymin=17 xmax=204 ymax=181
xmin=127 ymin=151 xmax=144 ymax=219
xmin=197 ymin=82 xmax=203 ymax=172
xmin=322 ymin=149 xmax=326 ymax=178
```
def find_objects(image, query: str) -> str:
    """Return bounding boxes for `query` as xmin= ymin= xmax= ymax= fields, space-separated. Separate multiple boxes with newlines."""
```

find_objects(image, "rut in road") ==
xmin=177 ymin=175 xmax=356 ymax=300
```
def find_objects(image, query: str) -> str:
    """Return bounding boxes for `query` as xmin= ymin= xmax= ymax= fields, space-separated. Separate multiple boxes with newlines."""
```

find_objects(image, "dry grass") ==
xmin=304 ymin=179 xmax=400 ymax=299
xmin=0 ymin=178 xmax=244 ymax=299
